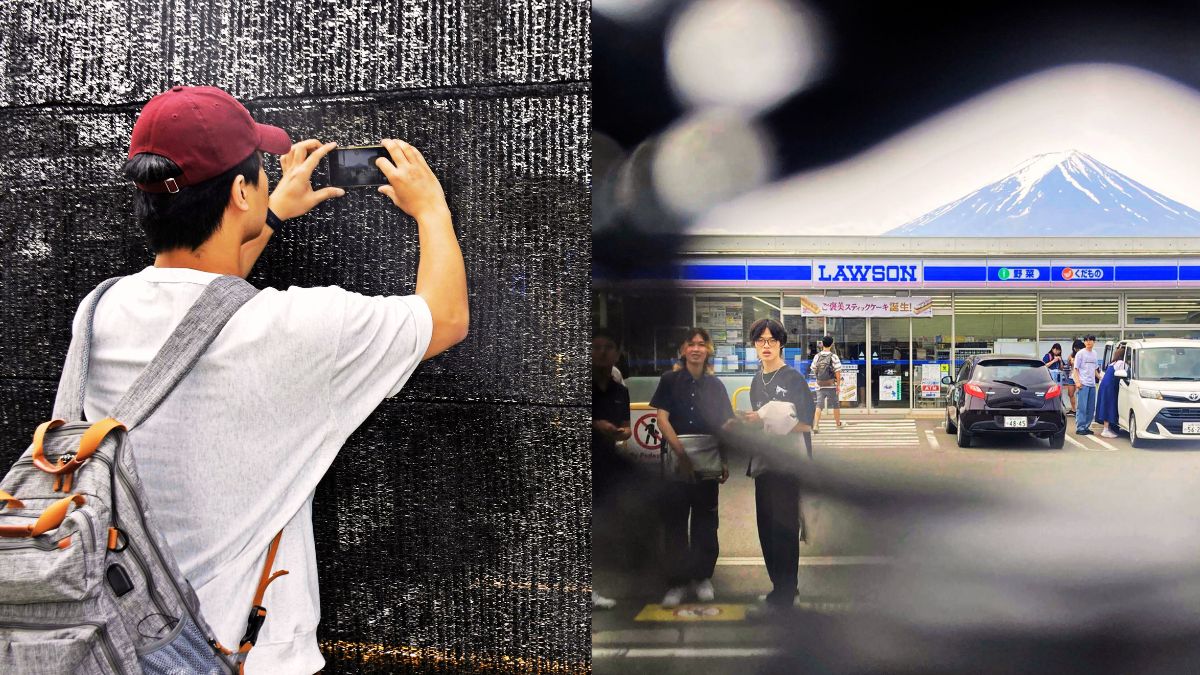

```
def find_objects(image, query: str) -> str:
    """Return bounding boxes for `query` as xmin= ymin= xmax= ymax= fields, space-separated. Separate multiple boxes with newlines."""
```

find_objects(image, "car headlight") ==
xmin=1140 ymin=389 xmax=1164 ymax=400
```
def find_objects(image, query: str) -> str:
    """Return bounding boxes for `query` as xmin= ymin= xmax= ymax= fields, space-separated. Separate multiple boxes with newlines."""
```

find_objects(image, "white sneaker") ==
xmin=661 ymin=586 xmax=688 ymax=608
xmin=693 ymin=578 xmax=715 ymax=602
xmin=592 ymin=591 xmax=617 ymax=609
xmin=1101 ymin=429 xmax=1119 ymax=439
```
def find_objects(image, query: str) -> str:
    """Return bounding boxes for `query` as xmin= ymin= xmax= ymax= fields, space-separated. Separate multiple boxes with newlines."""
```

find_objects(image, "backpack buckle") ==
xmin=239 ymin=605 xmax=267 ymax=647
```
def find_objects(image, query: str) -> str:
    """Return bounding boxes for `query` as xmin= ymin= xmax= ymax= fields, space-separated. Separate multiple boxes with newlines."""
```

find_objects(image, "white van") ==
xmin=1107 ymin=339 xmax=1200 ymax=447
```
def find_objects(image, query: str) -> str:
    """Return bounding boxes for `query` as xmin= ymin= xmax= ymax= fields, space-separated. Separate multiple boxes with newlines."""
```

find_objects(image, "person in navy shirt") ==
xmin=741 ymin=319 xmax=815 ymax=610
xmin=650 ymin=328 xmax=734 ymax=607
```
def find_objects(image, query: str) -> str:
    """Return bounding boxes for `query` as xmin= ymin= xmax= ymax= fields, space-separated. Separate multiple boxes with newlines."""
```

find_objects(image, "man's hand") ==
xmin=719 ymin=464 xmax=729 ymax=484
xmin=593 ymin=420 xmax=619 ymax=438
xmin=269 ymin=140 xmax=345 ymax=221
xmin=375 ymin=138 xmax=449 ymax=220
xmin=740 ymin=411 xmax=762 ymax=425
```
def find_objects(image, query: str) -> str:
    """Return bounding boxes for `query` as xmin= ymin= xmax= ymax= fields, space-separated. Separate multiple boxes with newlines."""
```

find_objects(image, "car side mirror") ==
xmin=941 ymin=376 xmax=953 ymax=385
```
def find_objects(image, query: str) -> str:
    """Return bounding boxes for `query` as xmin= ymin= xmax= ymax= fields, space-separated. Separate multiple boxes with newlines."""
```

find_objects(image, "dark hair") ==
xmin=821 ymin=335 xmax=833 ymax=348
xmin=1113 ymin=346 xmax=1126 ymax=362
xmin=749 ymin=318 xmax=787 ymax=347
xmin=674 ymin=327 xmax=715 ymax=373
xmin=1072 ymin=339 xmax=1085 ymax=354
xmin=121 ymin=151 xmax=263 ymax=253
xmin=1049 ymin=343 xmax=1062 ymax=353
xmin=592 ymin=327 xmax=619 ymax=347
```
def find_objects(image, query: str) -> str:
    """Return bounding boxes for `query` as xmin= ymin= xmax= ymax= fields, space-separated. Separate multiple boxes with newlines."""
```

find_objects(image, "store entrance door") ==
xmin=826 ymin=318 xmax=867 ymax=411
xmin=782 ymin=314 xmax=923 ymax=413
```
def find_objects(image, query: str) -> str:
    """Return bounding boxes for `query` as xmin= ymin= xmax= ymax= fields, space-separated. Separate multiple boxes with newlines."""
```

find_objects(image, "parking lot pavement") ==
xmin=595 ymin=416 xmax=1200 ymax=674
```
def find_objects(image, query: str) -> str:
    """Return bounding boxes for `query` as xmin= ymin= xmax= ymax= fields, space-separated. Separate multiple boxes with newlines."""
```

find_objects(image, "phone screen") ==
xmin=327 ymin=146 xmax=390 ymax=187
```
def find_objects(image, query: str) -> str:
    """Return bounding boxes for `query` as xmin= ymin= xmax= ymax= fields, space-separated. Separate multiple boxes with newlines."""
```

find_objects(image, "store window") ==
xmin=1126 ymin=295 xmax=1200 ymax=326
xmin=953 ymin=294 xmax=1038 ymax=364
xmin=695 ymin=294 xmax=781 ymax=373
xmin=1041 ymin=294 xmax=1119 ymax=325
xmin=602 ymin=291 xmax=695 ymax=376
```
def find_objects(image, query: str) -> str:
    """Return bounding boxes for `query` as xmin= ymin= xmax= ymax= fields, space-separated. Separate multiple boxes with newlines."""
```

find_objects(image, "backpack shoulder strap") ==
xmin=53 ymin=277 xmax=125 ymax=421
xmin=109 ymin=275 xmax=259 ymax=430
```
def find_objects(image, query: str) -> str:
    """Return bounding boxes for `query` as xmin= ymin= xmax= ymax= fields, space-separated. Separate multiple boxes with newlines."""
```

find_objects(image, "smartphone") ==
xmin=326 ymin=146 xmax=390 ymax=188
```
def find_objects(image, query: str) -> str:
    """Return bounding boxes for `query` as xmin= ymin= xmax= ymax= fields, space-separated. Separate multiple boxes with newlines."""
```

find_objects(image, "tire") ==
xmin=956 ymin=416 xmax=972 ymax=448
xmin=1048 ymin=428 xmax=1065 ymax=449
xmin=1129 ymin=412 xmax=1145 ymax=449
xmin=945 ymin=408 xmax=957 ymax=434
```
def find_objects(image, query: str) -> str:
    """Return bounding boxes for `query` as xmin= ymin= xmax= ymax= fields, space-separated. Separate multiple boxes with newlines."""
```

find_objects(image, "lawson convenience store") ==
xmin=594 ymin=253 xmax=1200 ymax=413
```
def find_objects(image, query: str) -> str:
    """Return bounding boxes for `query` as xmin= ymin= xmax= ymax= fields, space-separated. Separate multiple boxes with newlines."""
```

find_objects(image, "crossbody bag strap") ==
xmin=230 ymin=530 xmax=289 ymax=673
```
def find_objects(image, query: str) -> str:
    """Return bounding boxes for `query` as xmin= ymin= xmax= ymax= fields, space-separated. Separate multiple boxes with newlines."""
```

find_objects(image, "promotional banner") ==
xmin=799 ymin=296 xmax=934 ymax=318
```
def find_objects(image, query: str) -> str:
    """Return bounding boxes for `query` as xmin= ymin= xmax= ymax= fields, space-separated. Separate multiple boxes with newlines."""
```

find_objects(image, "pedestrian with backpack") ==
xmin=0 ymin=85 xmax=468 ymax=674
xmin=809 ymin=336 xmax=844 ymax=433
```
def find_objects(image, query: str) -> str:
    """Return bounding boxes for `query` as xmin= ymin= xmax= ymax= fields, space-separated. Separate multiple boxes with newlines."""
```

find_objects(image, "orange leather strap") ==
xmin=253 ymin=530 xmax=289 ymax=607
xmin=76 ymin=417 xmax=125 ymax=464
xmin=0 ymin=490 xmax=23 ymax=510
xmin=0 ymin=494 xmax=85 ymax=538
xmin=30 ymin=419 xmax=67 ymax=474
xmin=233 ymin=530 xmax=288 ymax=669
xmin=33 ymin=418 xmax=124 ymax=477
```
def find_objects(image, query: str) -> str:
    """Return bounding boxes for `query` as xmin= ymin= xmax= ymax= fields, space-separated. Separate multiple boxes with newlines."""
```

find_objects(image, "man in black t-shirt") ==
xmin=650 ymin=327 xmax=735 ymax=608
xmin=592 ymin=329 xmax=631 ymax=610
xmin=741 ymin=319 xmax=815 ymax=610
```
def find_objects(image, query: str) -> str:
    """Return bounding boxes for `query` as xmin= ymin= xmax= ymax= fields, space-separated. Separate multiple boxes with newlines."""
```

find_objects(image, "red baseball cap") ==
xmin=129 ymin=85 xmax=292 ymax=193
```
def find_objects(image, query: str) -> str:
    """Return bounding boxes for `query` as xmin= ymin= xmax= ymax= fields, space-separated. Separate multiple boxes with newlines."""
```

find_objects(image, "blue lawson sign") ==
xmin=655 ymin=258 xmax=1197 ymax=287
xmin=813 ymin=260 xmax=922 ymax=284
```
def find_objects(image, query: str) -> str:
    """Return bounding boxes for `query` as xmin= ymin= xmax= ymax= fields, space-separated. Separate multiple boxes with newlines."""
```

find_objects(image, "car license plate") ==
xmin=1004 ymin=417 xmax=1028 ymax=428
xmin=1184 ymin=423 xmax=1200 ymax=435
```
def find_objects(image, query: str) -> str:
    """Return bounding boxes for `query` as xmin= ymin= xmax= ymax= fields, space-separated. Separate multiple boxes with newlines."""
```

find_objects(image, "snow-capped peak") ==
xmin=886 ymin=150 xmax=1200 ymax=237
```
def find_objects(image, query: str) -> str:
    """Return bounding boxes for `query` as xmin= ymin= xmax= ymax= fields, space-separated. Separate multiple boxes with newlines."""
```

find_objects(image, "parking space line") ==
xmin=1064 ymin=435 xmax=1090 ymax=450
xmin=1084 ymin=434 xmax=1119 ymax=451
xmin=594 ymin=647 xmax=782 ymax=658
xmin=924 ymin=429 xmax=941 ymax=450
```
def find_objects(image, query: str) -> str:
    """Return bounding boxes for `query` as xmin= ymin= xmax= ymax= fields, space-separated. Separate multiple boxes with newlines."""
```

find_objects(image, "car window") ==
xmin=1136 ymin=347 xmax=1200 ymax=381
xmin=972 ymin=360 xmax=1054 ymax=386
xmin=957 ymin=361 xmax=971 ymax=382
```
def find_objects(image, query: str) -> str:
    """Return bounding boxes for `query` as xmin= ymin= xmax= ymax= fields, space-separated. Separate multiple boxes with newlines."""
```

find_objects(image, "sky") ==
xmin=693 ymin=64 xmax=1200 ymax=236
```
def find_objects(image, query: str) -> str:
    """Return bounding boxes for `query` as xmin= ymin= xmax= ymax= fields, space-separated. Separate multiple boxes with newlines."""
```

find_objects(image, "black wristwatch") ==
xmin=266 ymin=208 xmax=285 ymax=231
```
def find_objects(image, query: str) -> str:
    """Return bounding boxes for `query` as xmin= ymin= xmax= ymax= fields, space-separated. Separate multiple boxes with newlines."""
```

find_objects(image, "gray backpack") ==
xmin=814 ymin=352 xmax=836 ymax=382
xmin=0 ymin=276 xmax=285 ymax=674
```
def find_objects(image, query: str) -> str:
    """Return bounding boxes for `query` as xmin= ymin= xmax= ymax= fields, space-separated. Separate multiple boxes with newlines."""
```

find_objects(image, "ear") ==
xmin=229 ymin=174 xmax=250 ymax=212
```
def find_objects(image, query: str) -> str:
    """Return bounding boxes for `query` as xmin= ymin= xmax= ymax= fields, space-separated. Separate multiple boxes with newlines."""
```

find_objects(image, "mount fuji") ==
xmin=884 ymin=150 xmax=1200 ymax=237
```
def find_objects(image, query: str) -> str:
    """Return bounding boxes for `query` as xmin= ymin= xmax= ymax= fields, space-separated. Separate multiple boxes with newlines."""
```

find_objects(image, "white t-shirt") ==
xmin=76 ymin=266 xmax=432 ymax=674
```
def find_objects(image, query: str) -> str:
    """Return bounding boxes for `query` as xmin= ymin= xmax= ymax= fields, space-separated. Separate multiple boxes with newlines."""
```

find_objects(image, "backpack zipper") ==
xmin=0 ymin=534 xmax=73 ymax=551
xmin=0 ymin=620 xmax=124 ymax=673
xmin=8 ymin=453 xmax=177 ymax=624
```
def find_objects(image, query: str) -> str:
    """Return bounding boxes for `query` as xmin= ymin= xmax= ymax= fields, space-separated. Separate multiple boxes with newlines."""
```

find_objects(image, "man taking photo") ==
xmin=79 ymin=85 xmax=469 ymax=673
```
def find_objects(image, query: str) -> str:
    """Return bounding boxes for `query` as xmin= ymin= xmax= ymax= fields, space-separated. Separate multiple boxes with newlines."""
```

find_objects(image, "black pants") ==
xmin=755 ymin=472 xmax=802 ymax=607
xmin=661 ymin=479 xmax=720 ymax=587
